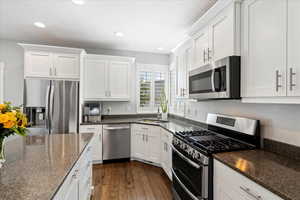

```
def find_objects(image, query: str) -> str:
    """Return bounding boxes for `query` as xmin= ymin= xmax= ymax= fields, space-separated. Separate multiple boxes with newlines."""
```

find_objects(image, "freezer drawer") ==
xmin=102 ymin=124 xmax=130 ymax=160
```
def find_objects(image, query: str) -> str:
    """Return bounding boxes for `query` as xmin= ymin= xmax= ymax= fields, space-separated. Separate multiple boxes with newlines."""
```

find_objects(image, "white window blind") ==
xmin=139 ymin=71 xmax=152 ymax=108
xmin=154 ymin=72 xmax=165 ymax=106
xmin=137 ymin=65 xmax=168 ymax=113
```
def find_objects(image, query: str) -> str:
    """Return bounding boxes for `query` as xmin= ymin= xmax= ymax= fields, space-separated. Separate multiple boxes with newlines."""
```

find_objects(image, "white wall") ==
xmin=85 ymin=48 xmax=170 ymax=115
xmin=0 ymin=39 xmax=24 ymax=106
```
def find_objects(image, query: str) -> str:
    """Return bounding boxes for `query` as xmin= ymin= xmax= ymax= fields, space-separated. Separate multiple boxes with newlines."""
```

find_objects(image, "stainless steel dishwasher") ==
xmin=102 ymin=124 xmax=130 ymax=161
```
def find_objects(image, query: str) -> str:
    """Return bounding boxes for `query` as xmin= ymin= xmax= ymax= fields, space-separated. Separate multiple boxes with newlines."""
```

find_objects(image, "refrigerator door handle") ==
xmin=49 ymin=85 xmax=55 ymax=133
xmin=45 ymin=85 xmax=51 ymax=130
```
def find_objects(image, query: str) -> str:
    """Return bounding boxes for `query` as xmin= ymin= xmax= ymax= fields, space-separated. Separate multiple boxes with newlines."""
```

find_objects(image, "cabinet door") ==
xmin=192 ymin=28 xmax=209 ymax=70
xmin=176 ymin=54 xmax=184 ymax=97
xmin=25 ymin=51 xmax=52 ymax=78
xmin=84 ymin=59 xmax=108 ymax=100
xmin=53 ymin=53 xmax=80 ymax=79
xmin=242 ymin=0 xmax=287 ymax=97
xmin=132 ymin=131 xmax=146 ymax=160
xmin=107 ymin=61 xmax=130 ymax=100
xmin=146 ymin=126 xmax=161 ymax=164
xmin=79 ymin=125 xmax=102 ymax=163
xmin=64 ymin=175 xmax=79 ymax=200
xmin=287 ymin=0 xmax=300 ymax=96
xmin=210 ymin=5 xmax=235 ymax=62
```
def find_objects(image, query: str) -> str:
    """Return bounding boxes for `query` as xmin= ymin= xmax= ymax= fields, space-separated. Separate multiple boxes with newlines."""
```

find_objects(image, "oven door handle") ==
xmin=172 ymin=169 xmax=200 ymax=200
xmin=171 ymin=145 xmax=201 ymax=169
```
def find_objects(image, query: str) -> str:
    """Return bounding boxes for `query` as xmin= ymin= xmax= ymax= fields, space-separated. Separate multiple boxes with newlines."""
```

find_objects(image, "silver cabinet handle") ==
xmin=146 ymin=135 xmax=148 ymax=142
xmin=207 ymin=48 xmax=212 ymax=61
xmin=54 ymin=67 xmax=57 ymax=76
xmin=203 ymin=49 xmax=206 ymax=63
xmin=240 ymin=186 xmax=262 ymax=200
xmin=276 ymin=70 xmax=282 ymax=92
xmin=49 ymin=68 xmax=52 ymax=76
xmin=142 ymin=134 xmax=145 ymax=141
xmin=289 ymin=68 xmax=296 ymax=91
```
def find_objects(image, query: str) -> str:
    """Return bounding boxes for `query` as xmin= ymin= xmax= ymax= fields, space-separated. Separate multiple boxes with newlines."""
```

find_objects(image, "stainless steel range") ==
xmin=171 ymin=113 xmax=260 ymax=200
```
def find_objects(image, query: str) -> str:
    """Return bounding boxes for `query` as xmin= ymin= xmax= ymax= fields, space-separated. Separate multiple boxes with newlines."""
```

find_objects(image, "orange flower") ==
xmin=0 ymin=114 xmax=9 ymax=123
xmin=0 ymin=104 xmax=6 ymax=111
xmin=3 ymin=120 xmax=16 ymax=128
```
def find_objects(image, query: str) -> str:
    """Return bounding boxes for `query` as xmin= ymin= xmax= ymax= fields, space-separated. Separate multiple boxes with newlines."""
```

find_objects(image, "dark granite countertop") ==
xmin=81 ymin=116 xmax=207 ymax=134
xmin=0 ymin=133 xmax=94 ymax=200
xmin=214 ymin=150 xmax=300 ymax=200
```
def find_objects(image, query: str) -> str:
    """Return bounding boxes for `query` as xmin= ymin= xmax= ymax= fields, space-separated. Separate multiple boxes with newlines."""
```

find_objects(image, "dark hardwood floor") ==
xmin=92 ymin=161 xmax=172 ymax=200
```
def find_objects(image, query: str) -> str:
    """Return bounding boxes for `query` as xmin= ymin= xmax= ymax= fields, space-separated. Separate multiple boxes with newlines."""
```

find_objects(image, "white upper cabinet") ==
xmin=241 ymin=0 xmax=287 ymax=98
xmin=287 ymin=0 xmax=300 ymax=96
xmin=20 ymin=44 xmax=84 ymax=80
xmin=241 ymin=0 xmax=300 ymax=103
xmin=53 ymin=53 xmax=80 ymax=79
xmin=25 ymin=51 xmax=53 ymax=78
xmin=210 ymin=3 xmax=238 ymax=62
xmin=83 ymin=54 xmax=134 ymax=101
xmin=174 ymin=40 xmax=192 ymax=98
xmin=192 ymin=28 xmax=210 ymax=70
xmin=189 ymin=0 xmax=241 ymax=70
xmin=108 ymin=61 xmax=130 ymax=99
xmin=84 ymin=58 xmax=108 ymax=99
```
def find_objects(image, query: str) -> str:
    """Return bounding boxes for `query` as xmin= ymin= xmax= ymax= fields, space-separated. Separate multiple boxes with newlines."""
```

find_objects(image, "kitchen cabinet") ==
xmin=79 ymin=125 xmax=103 ymax=164
xmin=192 ymin=28 xmax=210 ymax=70
xmin=190 ymin=0 xmax=241 ymax=69
xmin=287 ymin=0 xmax=300 ymax=97
xmin=174 ymin=40 xmax=192 ymax=98
xmin=241 ymin=0 xmax=287 ymax=98
xmin=131 ymin=124 xmax=161 ymax=164
xmin=53 ymin=142 xmax=93 ymax=200
xmin=20 ymin=43 xmax=84 ymax=80
xmin=83 ymin=54 xmax=134 ymax=101
xmin=160 ymin=128 xmax=173 ymax=180
xmin=242 ymin=0 xmax=300 ymax=103
xmin=53 ymin=53 xmax=80 ymax=79
xmin=214 ymin=159 xmax=283 ymax=200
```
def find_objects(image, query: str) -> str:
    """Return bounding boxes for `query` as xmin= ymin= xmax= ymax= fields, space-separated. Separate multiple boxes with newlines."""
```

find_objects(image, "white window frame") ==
xmin=136 ymin=64 xmax=169 ymax=113
xmin=0 ymin=62 xmax=4 ymax=103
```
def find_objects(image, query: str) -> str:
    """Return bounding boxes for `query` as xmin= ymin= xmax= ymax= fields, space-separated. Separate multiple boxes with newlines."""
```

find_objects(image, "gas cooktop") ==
xmin=174 ymin=129 xmax=255 ymax=154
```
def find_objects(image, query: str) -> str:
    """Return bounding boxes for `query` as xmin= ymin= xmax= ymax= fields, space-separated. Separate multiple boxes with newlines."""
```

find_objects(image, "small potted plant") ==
xmin=0 ymin=102 xmax=28 ymax=168
xmin=160 ymin=91 xmax=168 ymax=121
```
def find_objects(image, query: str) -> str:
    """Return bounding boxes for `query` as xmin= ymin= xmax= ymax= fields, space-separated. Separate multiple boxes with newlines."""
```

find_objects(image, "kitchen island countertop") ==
xmin=0 ymin=133 xmax=93 ymax=200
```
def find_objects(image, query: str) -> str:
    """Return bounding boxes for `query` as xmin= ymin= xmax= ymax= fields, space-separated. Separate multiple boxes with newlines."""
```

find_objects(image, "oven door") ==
xmin=172 ymin=146 xmax=209 ymax=200
xmin=189 ymin=65 xmax=219 ymax=99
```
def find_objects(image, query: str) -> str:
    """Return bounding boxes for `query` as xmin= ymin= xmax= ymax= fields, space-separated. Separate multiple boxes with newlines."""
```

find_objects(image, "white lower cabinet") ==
xmin=53 ymin=142 xmax=93 ymax=200
xmin=214 ymin=159 xmax=283 ymax=200
xmin=160 ymin=128 xmax=173 ymax=180
xmin=79 ymin=125 xmax=103 ymax=163
xmin=131 ymin=124 xmax=161 ymax=164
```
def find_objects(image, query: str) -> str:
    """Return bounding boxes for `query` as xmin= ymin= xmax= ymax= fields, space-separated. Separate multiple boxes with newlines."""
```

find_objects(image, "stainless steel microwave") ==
xmin=189 ymin=56 xmax=240 ymax=100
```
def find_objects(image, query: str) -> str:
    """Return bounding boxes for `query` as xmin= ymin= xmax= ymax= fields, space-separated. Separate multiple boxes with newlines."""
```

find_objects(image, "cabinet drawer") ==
xmin=214 ymin=160 xmax=283 ymax=200
xmin=80 ymin=125 xmax=102 ymax=133
xmin=131 ymin=124 xmax=150 ymax=132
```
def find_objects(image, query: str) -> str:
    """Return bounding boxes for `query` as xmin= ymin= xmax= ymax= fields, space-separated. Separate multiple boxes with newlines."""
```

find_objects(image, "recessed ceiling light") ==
xmin=157 ymin=47 xmax=164 ymax=51
xmin=114 ymin=32 xmax=124 ymax=37
xmin=72 ymin=0 xmax=85 ymax=5
xmin=34 ymin=22 xmax=46 ymax=28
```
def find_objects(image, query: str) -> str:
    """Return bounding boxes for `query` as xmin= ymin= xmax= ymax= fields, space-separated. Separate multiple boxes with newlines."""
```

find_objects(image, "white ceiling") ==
xmin=0 ymin=0 xmax=217 ymax=54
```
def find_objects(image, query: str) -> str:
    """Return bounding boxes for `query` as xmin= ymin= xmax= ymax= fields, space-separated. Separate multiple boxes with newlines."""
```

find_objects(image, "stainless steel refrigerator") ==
xmin=24 ymin=79 xmax=79 ymax=135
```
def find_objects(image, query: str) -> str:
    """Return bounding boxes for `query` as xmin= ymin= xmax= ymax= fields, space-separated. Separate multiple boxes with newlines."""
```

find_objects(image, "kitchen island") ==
xmin=0 ymin=133 xmax=94 ymax=200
